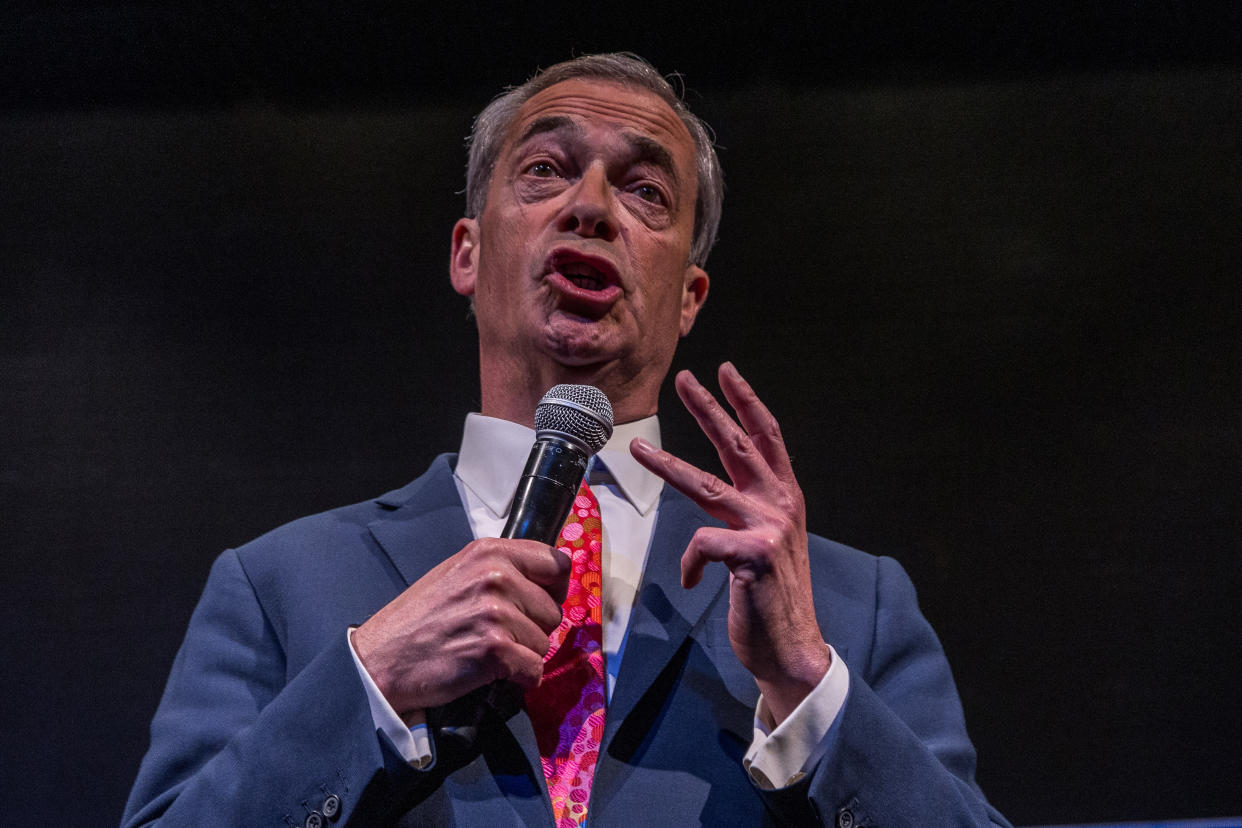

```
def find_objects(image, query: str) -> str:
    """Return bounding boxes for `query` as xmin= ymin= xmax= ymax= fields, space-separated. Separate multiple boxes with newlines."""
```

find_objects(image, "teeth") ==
xmin=569 ymin=274 xmax=603 ymax=290
xmin=558 ymin=261 xmax=606 ymax=290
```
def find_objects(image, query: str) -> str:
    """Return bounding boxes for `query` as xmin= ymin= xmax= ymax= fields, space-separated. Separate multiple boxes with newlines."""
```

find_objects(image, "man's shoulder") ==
xmin=804 ymin=530 xmax=923 ymax=613
xmin=807 ymin=531 xmax=873 ymax=568
xmin=229 ymin=453 xmax=458 ymax=568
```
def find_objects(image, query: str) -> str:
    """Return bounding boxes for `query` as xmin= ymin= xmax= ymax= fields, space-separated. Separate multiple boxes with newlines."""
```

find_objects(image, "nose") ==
xmin=557 ymin=163 xmax=617 ymax=241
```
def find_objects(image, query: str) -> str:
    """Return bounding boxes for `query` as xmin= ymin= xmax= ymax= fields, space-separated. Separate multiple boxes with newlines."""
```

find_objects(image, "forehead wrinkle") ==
xmin=513 ymin=114 xmax=582 ymax=149
xmin=528 ymin=85 xmax=688 ymax=141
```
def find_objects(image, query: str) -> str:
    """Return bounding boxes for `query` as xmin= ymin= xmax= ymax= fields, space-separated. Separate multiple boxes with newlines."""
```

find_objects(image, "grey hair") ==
xmin=464 ymin=52 xmax=723 ymax=267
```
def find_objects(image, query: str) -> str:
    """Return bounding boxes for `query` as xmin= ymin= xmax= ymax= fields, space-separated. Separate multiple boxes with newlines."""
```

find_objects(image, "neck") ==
xmin=477 ymin=355 xmax=665 ymax=427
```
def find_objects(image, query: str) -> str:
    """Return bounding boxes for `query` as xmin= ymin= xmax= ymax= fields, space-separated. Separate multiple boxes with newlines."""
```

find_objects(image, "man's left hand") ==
xmin=630 ymin=362 xmax=832 ymax=725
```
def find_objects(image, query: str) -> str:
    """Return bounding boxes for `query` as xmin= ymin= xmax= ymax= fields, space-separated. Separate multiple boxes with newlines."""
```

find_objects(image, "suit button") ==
xmin=304 ymin=812 xmax=324 ymax=828
xmin=321 ymin=794 xmax=341 ymax=819
xmin=837 ymin=809 xmax=854 ymax=828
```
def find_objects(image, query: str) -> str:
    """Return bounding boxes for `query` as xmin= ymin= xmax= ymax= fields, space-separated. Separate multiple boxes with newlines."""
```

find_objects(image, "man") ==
xmin=124 ymin=53 xmax=1008 ymax=827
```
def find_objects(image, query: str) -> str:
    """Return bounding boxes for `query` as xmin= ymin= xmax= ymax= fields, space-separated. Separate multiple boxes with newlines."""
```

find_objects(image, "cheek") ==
xmin=633 ymin=279 xmax=690 ymax=337
xmin=480 ymin=227 xmax=534 ymax=290
xmin=641 ymin=245 xmax=693 ymax=311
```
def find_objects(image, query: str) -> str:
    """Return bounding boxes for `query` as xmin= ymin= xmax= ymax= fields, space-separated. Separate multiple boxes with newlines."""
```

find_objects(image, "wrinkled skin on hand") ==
xmin=630 ymin=362 xmax=832 ymax=725
xmin=352 ymin=537 xmax=571 ymax=718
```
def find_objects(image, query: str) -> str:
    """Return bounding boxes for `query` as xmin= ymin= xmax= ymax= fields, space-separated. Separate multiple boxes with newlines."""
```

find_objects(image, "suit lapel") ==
xmin=367 ymin=455 xmax=475 ymax=588
xmin=602 ymin=486 xmax=727 ymax=751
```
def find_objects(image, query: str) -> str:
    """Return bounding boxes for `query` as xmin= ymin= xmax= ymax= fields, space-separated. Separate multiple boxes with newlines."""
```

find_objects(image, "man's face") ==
xmin=451 ymin=78 xmax=709 ymax=419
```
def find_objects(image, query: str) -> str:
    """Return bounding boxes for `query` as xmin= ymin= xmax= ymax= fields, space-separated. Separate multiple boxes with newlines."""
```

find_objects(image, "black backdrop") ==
xmin=3 ymin=5 xmax=1240 ymax=825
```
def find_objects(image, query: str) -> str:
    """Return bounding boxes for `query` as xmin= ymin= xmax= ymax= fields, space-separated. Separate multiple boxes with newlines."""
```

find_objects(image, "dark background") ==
xmin=3 ymin=3 xmax=1240 ymax=825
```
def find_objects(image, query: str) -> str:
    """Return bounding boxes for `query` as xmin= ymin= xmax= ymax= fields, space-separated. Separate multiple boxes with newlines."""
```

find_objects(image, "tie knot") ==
xmin=586 ymin=460 xmax=616 ymax=488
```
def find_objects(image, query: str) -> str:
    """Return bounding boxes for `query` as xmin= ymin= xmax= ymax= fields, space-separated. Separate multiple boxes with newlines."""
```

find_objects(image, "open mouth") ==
xmin=545 ymin=249 xmax=622 ymax=314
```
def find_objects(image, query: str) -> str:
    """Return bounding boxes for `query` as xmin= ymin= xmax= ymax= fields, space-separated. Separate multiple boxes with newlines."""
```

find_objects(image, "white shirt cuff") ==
xmin=742 ymin=644 xmax=849 ymax=789
xmin=346 ymin=627 xmax=435 ymax=769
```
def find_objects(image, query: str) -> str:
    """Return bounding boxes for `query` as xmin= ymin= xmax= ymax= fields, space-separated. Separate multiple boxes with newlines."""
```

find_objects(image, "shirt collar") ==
xmin=455 ymin=412 xmax=664 ymax=519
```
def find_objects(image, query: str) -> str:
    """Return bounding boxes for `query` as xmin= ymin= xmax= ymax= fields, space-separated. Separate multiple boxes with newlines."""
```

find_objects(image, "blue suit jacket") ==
xmin=124 ymin=454 xmax=1008 ymax=827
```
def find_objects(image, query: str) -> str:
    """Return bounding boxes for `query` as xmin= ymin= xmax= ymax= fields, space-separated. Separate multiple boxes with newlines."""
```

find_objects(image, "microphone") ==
xmin=502 ymin=384 xmax=615 ymax=543
xmin=435 ymin=384 xmax=613 ymax=756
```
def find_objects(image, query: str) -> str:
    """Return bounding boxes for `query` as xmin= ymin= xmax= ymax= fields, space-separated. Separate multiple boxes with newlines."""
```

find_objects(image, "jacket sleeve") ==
xmin=760 ymin=554 xmax=1010 ymax=827
xmin=122 ymin=549 xmax=433 ymax=827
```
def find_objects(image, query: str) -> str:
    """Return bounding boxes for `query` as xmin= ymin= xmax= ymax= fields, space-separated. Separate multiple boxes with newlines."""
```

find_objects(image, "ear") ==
xmin=678 ymin=264 xmax=710 ymax=337
xmin=449 ymin=218 xmax=480 ymax=296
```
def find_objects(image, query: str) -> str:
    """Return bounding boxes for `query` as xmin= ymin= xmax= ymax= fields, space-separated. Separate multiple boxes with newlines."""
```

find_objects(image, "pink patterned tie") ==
xmin=525 ymin=481 xmax=605 ymax=828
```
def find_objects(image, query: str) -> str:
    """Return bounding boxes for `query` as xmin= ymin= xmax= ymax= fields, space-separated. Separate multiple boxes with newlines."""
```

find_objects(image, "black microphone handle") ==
xmin=502 ymin=435 xmax=590 ymax=542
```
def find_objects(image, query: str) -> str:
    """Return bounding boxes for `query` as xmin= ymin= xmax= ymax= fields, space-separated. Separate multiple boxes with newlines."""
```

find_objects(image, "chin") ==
xmin=541 ymin=324 xmax=620 ymax=367
xmin=546 ymin=346 xmax=613 ymax=371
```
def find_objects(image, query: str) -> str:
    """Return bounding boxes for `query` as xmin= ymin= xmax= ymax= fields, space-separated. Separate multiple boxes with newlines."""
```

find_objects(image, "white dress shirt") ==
xmin=349 ymin=413 xmax=850 ymax=789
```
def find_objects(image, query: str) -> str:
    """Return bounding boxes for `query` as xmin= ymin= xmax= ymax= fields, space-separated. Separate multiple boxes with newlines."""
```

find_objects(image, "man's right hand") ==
xmin=351 ymin=537 xmax=570 ymax=718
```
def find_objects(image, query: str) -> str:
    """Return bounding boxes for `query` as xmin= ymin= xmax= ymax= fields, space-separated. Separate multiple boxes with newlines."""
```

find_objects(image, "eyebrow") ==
xmin=515 ymin=115 xmax=582 ymax=147
xmin=626 ymin=134 xmax=680 ymax=191
xmin=513 ymin=115 xmax=683 ymax=192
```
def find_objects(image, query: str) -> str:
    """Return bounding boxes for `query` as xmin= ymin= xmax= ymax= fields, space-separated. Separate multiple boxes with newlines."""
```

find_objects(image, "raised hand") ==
xmin=630 ymin=362 xmax=832 ymax=724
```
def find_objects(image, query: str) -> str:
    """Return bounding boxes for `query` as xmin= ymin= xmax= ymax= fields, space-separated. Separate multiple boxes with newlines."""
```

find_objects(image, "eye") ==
xmin=632 ymin=183 xmax=665 ymax=205
xmin=526 ymin=161 xmax=560 ymax=178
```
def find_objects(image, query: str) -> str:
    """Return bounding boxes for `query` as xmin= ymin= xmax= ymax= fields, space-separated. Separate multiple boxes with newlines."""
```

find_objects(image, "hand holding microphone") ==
xmin=352 ymin=385 xmax=612 ymax=731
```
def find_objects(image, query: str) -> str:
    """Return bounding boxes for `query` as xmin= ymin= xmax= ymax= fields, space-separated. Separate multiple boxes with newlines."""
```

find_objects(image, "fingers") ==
xmin=680 ymin=525 xmax=784 ymax=589
xmin=680 ymin=526 xmax=742 ymax=588
xmin=506 ymin=538 xmax=572 ymax=602
xmin=630 ymin=436 xmax=757 ymax=528
xmin=476 ymin=542 xmax=573 ymax=687
xmin=673 ymin=369 xmax=774 ymax=493
xmin=498 ymin=646 xmax=548 ymax=689
xmin=716 ymin=362 xmax=796 ymax=486
xmin=631 ymin=362 xmax=798 ymax=527
xmin=426 ymin=548 xmax=560 ymax=690
xmin=495 ymin=614 xmax=557 ymax=686
xmin=448 ymin=611 xmax=551 ymax=689
xmin=472 ymin=538 xmax=567 ymax=632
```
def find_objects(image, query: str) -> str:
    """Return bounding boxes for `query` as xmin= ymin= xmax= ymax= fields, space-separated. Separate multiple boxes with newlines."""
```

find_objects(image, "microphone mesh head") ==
xmin=534 ymin=384 xmax=614 ymax=455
